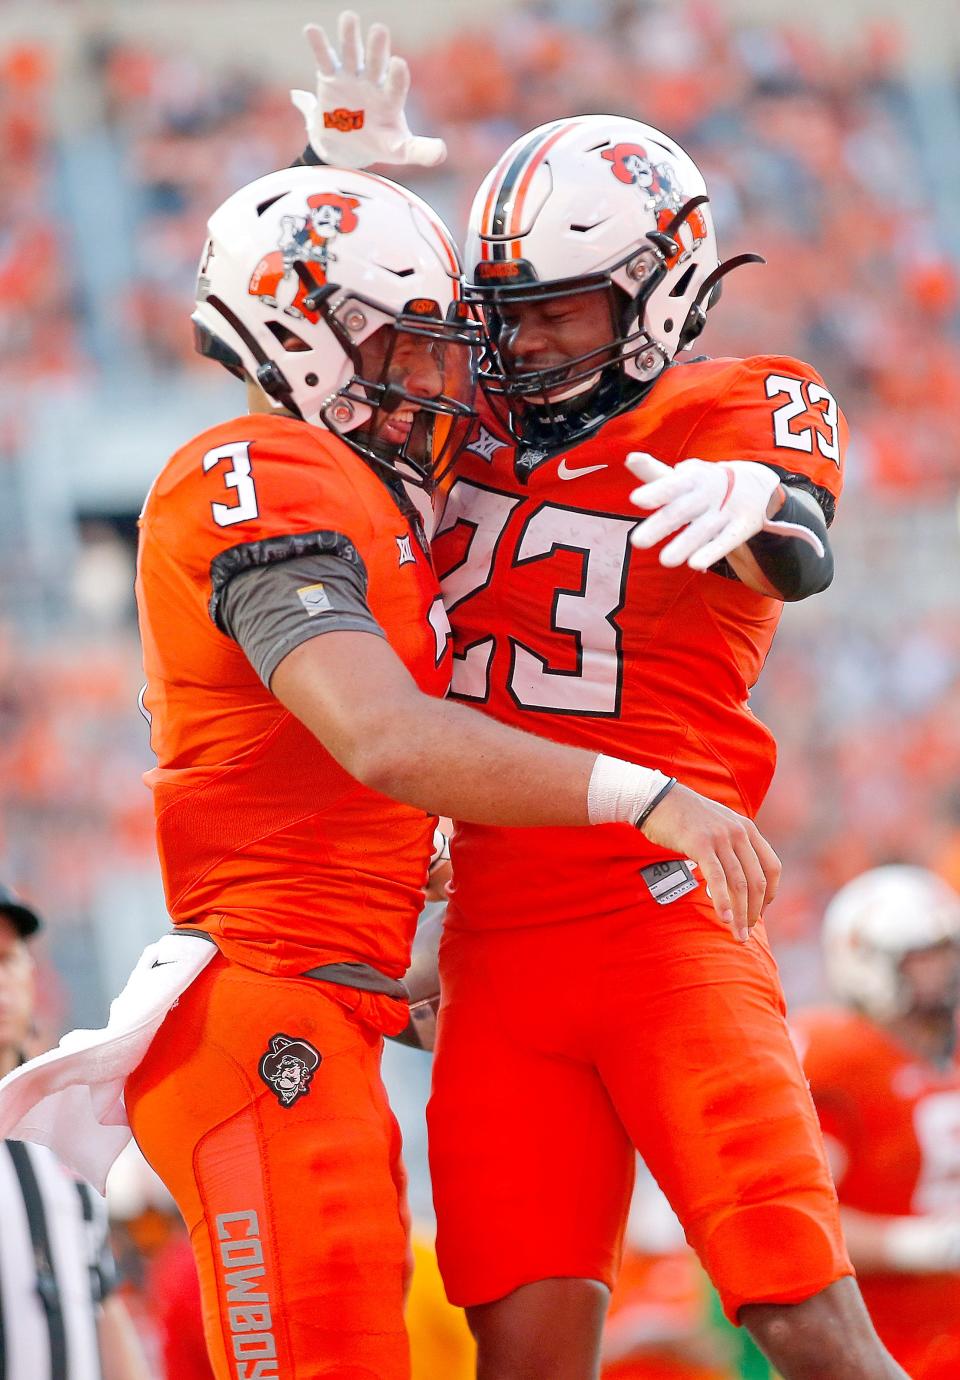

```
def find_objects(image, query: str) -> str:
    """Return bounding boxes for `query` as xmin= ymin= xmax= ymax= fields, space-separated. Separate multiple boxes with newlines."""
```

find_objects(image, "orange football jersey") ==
xmin=137 ymin=412 xmax=451 ymax=977
xmin=792 ymin=1007 xmax=960 ymax=1374
xmin=434 ymin=355 xmax=846 ymax=929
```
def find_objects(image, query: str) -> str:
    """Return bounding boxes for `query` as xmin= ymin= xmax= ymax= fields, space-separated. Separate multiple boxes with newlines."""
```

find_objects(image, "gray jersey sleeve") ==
xmin=217 ymin=553 xmax=385 ymax=687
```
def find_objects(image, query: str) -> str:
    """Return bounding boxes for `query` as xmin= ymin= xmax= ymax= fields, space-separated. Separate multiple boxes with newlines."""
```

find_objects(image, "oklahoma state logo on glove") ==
xmin=323 ymin=107 xmax=365 ymax=132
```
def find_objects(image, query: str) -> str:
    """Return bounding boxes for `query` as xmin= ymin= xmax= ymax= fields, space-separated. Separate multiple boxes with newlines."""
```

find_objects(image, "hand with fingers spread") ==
xmin=636 ymin=782 xmax=781 ymax=942
xmin=291 ymin=10 xmax=446 ymax=170
xmin=626 ymin=451 xmax=825 ymax=572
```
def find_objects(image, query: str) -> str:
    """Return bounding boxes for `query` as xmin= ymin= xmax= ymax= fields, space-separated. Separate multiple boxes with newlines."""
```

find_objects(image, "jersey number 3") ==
xmin=203 ymin=441 xmax=260 ymax=526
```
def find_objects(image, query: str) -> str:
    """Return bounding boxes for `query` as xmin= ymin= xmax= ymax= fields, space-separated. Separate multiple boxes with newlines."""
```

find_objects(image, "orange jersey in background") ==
xmin=602 ymin=1249 xmax=730 ymax=1380
xmin=793 ymin=1007 xmax=960 ymax=1378
xmin=137 ymin=412 xmax=451 ymax=977
xmin=434 ymin=355 xmax=846 ymax=931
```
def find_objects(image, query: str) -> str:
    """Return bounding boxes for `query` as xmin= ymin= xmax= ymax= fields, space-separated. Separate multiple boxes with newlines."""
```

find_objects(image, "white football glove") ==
xmin=626 ymin=452 xmax=825 ymax=571
xmin=291 ymin=11 xmax=447 ymax=170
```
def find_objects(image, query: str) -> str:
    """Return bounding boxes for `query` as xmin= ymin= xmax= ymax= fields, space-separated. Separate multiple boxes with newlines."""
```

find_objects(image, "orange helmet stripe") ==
xmin=506 ymin=120 xmax=581 ymax=257
xmin=479 ymin=141 xmax=525 ymax=259
xmin=478 ymin=121 xmax=581 ymax=263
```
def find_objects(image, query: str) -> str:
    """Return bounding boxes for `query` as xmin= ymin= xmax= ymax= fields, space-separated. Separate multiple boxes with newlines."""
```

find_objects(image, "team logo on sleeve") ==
xmin=258 ymin=1033 xmax=322 ymax=1106
xmin=396 ymin=534 xmax=415 ymax=566
xmin=248 ymin=193 xmax=361 ymax=320
xmin=601 ymin=143 xmax=707 ymax=267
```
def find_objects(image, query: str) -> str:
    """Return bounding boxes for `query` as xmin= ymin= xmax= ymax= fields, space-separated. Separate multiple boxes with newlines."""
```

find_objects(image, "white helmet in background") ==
xmin=192 ymin=166 xmax=478 ymax=487
xmin=464 ymin=115 xmax=760 ymax=450
xmin=822 ymin=866 xmax=960 ymax=1021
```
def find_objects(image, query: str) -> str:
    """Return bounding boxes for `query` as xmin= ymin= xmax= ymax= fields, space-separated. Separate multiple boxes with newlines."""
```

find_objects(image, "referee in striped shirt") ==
xmin=0 ymin=886 xmax=151 ymax=1380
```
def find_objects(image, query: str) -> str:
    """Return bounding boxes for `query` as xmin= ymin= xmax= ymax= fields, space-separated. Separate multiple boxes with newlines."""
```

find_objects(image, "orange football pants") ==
xmin=428 ymin=890 xmax=853 ymax=1323
xmin=126 ymin=950 xmax=412 ymax=1380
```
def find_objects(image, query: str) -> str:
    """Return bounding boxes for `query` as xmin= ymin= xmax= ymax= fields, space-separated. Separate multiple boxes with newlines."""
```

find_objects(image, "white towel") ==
xmin=0 ymin=931 xmax=217 ymax=1193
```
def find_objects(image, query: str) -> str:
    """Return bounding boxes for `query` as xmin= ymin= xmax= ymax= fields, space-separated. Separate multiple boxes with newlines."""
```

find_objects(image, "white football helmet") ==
xmin=464 ymin=115 xmax=760 ymax=450
xmin=822 ymin=866 xmax=960 ymax=1021
xmin=192 ymin=166 xmax=478 ymax=487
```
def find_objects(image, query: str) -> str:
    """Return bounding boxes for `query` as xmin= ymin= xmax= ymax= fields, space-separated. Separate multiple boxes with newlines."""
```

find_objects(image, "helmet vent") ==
xmin=266 ymin=321 xmax=311 ymax=352
xmin=256 ymin=193 xmax=287 ymax=217
xmin=669 ymin=265 xmax=697 ymax=297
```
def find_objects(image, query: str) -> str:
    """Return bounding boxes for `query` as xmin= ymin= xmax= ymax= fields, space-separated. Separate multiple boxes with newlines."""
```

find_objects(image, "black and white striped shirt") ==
xmin=0 ymin=1141 xmax=115 ymax=1380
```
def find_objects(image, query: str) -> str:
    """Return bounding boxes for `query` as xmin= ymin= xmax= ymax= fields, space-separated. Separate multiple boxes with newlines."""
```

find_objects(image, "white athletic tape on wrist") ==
xmin=587 ymin=754 xmax=673 ymax=828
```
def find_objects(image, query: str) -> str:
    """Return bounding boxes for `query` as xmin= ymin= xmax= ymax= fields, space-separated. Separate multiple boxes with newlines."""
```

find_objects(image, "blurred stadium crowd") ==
xmin=2 ymin=0 xmax=959 ymax=1375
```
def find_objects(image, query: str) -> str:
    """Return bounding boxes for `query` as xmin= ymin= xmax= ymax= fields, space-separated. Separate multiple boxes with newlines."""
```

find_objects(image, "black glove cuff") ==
xmin=747 ymin=487 xmax=834 ymax=601
xmin=291 ymin=143 xmax=325 ymax=168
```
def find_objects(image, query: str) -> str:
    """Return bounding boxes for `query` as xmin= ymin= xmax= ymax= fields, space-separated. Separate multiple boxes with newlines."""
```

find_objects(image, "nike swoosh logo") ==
xmin=557 ymin=460 xmax=608 ymax=480
xmin=151 ymin=959 xmax=176 ymax=968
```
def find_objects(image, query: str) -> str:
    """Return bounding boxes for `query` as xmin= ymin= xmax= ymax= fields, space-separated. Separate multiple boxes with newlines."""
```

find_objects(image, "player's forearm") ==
xmin=838 ymin=1207 xmax=903 ymax=1271
xmin=97 ymin=1297 xmax=153 ymax=1380
xmin=271 ymin=634 xmax=669 ymax=828
xmin=353 ymin=692 xmax=599 ymax=825
xmin=840 ymin=1206 xmax=960 ymax=1273
xmin=727 ymin=485 xmax=834 ymax=601
xmin=273 ymin=634 xmax=780 ymax=936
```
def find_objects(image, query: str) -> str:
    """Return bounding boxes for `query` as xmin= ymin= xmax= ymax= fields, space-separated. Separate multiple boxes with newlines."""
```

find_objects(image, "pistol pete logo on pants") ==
xmin=257 ymin=1033 xmax=322 ymax=1106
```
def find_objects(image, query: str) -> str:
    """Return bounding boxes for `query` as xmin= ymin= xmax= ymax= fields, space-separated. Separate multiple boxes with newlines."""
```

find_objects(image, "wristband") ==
xmin=587 ymin=754 xmax=674 ymax=828
xmin=633 ymin=777 xmax=678 ymax=830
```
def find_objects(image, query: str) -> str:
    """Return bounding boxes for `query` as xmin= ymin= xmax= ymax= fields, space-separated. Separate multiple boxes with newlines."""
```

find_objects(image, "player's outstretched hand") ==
xmin=637 ymin=783 xmax=781 ymax=942
xmin=291 ymin=10 xmax=447 ymax=170
xmin=626 ymin=451 xmax=824 ymax=571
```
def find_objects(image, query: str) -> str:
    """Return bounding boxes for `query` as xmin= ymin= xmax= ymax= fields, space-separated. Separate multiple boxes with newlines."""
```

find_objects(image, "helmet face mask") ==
xmin=464 ymin=116 xmax=744 ymax=451
xmin=896 ymin=939 xmax=960 ymax=1019
xmin=317 ymin=292 xmax=479 ymax=489
xmin=822 ymin=866 xmax=960 ymax=1023
xmin=192 ymin=167 xmax=480 ymax=488
xmin=470 ymin=248 xmax=676 ymax=450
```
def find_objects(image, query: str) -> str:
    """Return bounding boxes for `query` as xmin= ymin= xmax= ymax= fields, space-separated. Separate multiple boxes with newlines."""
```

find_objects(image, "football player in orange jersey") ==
xmin=122 ymin=147 xmax=783 ymax=1380
xmin=426 ymin=120 xmax=906 ymax=1380
xmin=792 ymin=867 xmax=960 ymax=1379
xmin=286 ymin=18 xmax=906 ymax=1379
